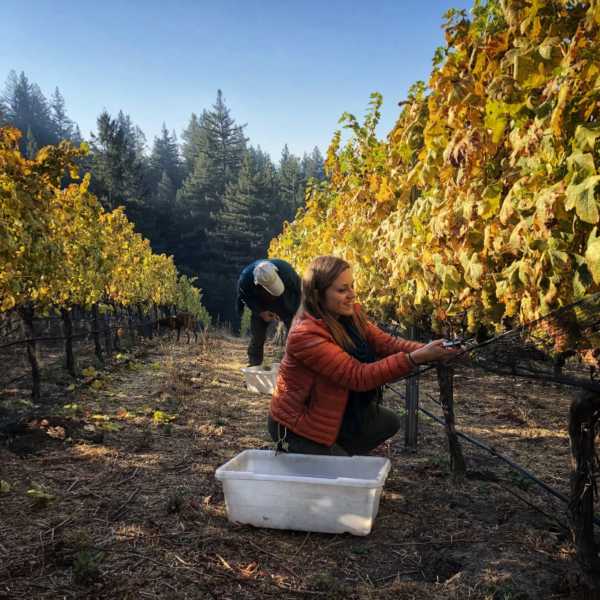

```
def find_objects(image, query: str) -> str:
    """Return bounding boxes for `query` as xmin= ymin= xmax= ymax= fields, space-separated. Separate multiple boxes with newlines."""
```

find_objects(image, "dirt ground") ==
xmin=0 ymin=331 xmax=596 ymax=599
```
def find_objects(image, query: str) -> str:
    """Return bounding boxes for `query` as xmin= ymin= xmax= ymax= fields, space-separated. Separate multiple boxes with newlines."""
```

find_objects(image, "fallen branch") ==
xmin=110 ymin=487 xmax=140 ymax=520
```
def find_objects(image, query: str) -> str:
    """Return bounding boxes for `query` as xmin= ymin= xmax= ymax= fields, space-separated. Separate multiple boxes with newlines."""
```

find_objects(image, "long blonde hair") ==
xmin=301 ymin=256 xmax=369 ymax=350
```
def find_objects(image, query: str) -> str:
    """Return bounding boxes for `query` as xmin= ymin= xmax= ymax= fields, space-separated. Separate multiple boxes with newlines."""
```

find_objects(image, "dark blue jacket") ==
xmin=237 ymin=259 xmax=301 ymax=322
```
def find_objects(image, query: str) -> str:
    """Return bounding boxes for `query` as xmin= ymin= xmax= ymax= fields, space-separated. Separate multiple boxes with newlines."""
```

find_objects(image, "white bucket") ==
xmin=215 ymin=449 xmax=391 ymax=535
xmin=241 ymin=363 xmax=280 ymax=394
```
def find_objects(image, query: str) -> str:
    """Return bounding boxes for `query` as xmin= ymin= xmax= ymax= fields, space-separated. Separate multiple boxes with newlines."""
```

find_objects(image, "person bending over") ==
xmin=237 ymin=259 xmax=301 ymax=367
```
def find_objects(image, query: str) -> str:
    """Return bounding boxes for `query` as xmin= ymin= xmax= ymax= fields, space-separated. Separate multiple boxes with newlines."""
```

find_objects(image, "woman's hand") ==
xmin=408 ymin=339 xmax=461 ymax=365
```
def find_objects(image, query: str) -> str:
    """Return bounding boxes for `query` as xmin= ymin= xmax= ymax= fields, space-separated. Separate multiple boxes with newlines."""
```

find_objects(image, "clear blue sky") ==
xmin=1 ymin=0 xmax=472 ymax=160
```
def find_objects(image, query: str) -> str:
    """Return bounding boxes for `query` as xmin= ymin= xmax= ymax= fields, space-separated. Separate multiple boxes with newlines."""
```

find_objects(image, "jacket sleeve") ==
xmin=364 ymin=319 xmax=425 ymax=357
xmin=238 ymin=288 xmax=262 ymax=314
xmin=238 ymin=268 xmax=262 ymax=315
xmin=287 ymin=326 xmax=415 ymax=391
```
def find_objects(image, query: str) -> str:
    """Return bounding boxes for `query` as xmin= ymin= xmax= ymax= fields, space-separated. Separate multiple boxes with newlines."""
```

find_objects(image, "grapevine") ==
xmin=270 ymin=1 xmax=600 ymax=348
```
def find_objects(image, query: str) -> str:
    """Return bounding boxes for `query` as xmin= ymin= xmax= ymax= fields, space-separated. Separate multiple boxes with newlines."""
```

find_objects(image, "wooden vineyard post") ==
xmin=405 ymin=326 xmax=419 ymax=451
xmin=568 ymin=392 xmax=600 ymax=577
xmin=147 ymin=305 xmax=153 ymax=340
xmin=103 ymin=306 xmax=112 ymax=356
xmin=18 ymin=304 xmax=41 ymax=401
xmin=127 ymin=307 xmax=136 ymax=345
xmin=61 ymin=307 xmax=77 ymax=377
xmin=436 ymin=364 xmax=466 ymax=480
xmin=91 ymin=303 xmax=104 ymax=363
xmin=153 ymin=304 xmax=160 ymax=337
xmin=113 ymin=304 xmax=124 ymax=352
xmin=113 ymin=307 xmax=121 ymax=352
xmin=137 ymin=304 xmax=149 ymax=338
xmin=135 ymin=303 xmax=153 ymax=340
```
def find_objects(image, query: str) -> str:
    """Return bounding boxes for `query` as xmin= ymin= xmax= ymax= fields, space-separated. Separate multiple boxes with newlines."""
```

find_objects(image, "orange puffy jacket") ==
xmin=270 ymin=304 xmax=424 ymax=446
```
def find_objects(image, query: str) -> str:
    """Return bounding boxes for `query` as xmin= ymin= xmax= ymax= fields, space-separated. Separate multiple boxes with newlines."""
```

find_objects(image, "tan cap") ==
xmin=253 ymin=261 xmax=284 ymax=297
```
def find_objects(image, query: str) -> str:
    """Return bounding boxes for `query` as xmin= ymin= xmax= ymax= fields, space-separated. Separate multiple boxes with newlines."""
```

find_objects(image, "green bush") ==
xmin=240 ymin=306 xmax=252 ymax=337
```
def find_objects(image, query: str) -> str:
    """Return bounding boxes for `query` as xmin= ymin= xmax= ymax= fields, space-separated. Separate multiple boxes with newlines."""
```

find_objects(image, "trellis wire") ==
xmin=385 ymin=382 xmax=600 ymax=527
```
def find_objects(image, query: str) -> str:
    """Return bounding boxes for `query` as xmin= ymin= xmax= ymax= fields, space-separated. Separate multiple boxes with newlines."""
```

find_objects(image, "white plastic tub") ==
xmin=215 ymin=449 xmax=391 ymax=535
xmin=241 ymin=363 xmax=280 ymax=394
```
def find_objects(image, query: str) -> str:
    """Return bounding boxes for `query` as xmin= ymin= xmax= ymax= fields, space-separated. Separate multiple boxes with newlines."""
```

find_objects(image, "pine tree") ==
xmin=1 ymin=71 xmax=55 ymax=151
xmin=176 ymin=145 xmax=219 ymax=229
xmin=89 ymin=110 xmax=148 ymax=217
xmin=201 ymin=90 xmax=247 ymax=199
xmin=208 ymin=147 xmax=279 ymax=327
xmin=90 ymin=111 xmax=124 ymax=209
xmin=150 ymin=123 xmax=182 ymax=189
xmin=72 ymin=124 xmax=83 ymax=146
xmin=218 ymin=147 xmax=278 ymax=261
xmin=147 ymin=170 xmax=179 ymax=254
xmin=181 ymin=113 xmax=205 ymax=177
xmin=156 ymin=170 xmax=177 ymax=205
xmin=50 ymin=87 xmax=75 ymax=142
xmin=175 ymin=90 xmax=248 ymax=269
xmin=174 ymin=90 xmax=248 ymax=323
xmin=301 ymin=146 xmax=325 ymax=181
xmin=278 ymin=145 xmax=304 ymax=222
xmin=0 ymin=98 xmax=7 ymax=125
xmin=117 ymin=110 xmax=147 ymax=158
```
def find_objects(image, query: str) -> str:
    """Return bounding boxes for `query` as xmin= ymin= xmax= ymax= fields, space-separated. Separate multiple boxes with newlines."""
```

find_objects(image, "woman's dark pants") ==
xmin=268 ymin=403 xmax=401 ymax=456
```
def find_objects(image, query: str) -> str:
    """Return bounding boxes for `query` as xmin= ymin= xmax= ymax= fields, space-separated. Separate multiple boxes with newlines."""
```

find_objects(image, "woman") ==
xmin=268 ymin=255 xmax=458 ymax=456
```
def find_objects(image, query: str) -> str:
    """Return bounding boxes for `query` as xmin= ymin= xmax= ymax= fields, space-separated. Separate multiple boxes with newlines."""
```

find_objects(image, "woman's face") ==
xmin=324 ymin=268 xmax=355 ymax=317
